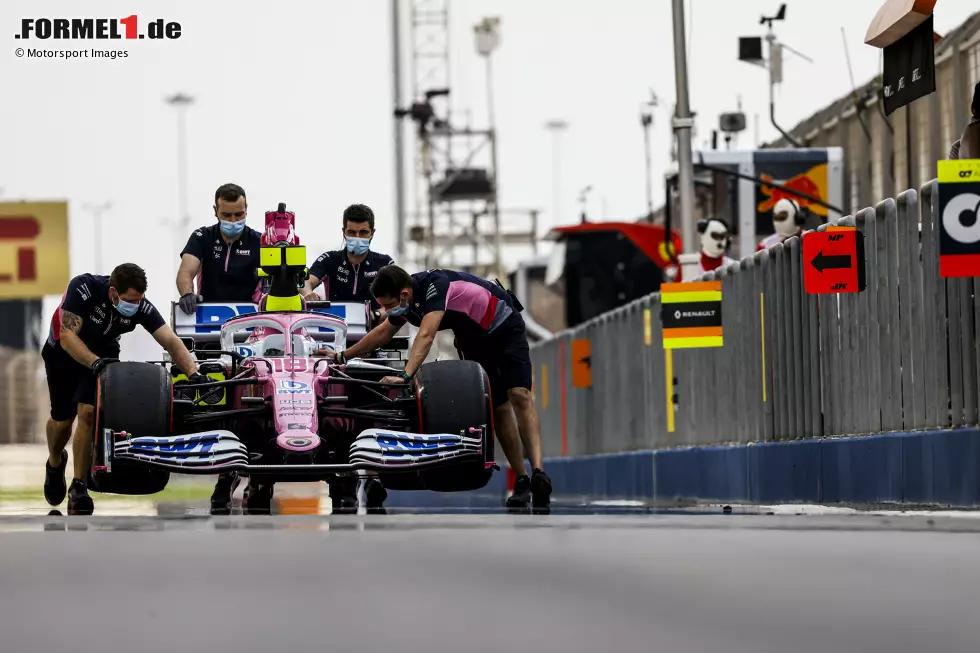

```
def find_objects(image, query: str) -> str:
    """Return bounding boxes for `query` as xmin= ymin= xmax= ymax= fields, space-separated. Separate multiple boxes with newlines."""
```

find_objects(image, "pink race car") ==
xmin=85 ymin=238 xmax=497 ymax=500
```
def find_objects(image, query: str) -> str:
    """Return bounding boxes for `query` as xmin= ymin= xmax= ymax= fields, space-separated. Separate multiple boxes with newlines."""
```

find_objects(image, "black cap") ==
xmin=973 ymin=81 xmax=980 ymax=115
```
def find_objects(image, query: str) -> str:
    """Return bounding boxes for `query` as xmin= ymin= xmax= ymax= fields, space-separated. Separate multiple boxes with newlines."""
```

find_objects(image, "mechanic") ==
xmin=302 ymin=204 xmax=394 ymax=309
xmin=757 ymin=198 xmax=805 ymax=251
xmin=174 ymin=182 xmax=263 ymax=515
xmin=315 ymin=265 xmax=553 ymax=510
xmin=42 ymin=264 xmax=208 ymax=515
xmin=696 ymin=217 xmax=736 ymax=274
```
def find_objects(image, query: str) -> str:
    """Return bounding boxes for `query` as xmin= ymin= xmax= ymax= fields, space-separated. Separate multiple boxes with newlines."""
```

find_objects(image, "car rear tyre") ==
xmin=89 ymin=362 xmax=171 ymax=495
xmin=383 ymin=359 xmax=495 ymax=492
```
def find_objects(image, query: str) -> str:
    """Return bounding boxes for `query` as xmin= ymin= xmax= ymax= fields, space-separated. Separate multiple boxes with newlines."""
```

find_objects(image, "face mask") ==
xmin=700 ymin=226 xmax=727 ymax=259
xmin=345 ymin=237 xmax=370 ymax=256
xmin=220 ymin=219 xmax=245 ymax=238
xmin=114 ymin=297 xmax=139 ymax=317
xmin=386 ymin=295 xmax=409 ymax=317
xmin=773 ymin=214 xmax=798 ymax=238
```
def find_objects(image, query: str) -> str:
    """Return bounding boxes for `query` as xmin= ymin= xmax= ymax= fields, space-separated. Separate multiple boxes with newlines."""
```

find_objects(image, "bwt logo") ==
xmin=196 ymin=305 xmax=257 ymax=333
xmin=194 ymin=304 xmax=346 ymax=333
xmin=0 ymin=217 xmax=39 ymax=283
xmin=15 ymin=16 xmax=181 ymax=40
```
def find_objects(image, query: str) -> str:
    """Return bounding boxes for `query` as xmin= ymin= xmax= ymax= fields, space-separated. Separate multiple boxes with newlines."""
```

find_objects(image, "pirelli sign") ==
xmin=659 ymin=281 xmax=723 ymax=349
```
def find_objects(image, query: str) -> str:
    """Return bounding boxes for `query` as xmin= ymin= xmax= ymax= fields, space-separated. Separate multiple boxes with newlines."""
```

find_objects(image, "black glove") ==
xmin=178 ymin=293 xmax=200 ymax=315
xmin=188 ymin=372 xmax=213 ymax=385
xmin=91 ymin=358 xmax=118 ymax=376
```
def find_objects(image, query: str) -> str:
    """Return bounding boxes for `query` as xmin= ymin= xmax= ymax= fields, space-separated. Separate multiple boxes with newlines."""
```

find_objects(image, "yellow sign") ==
xmin=937 ymin=159 xmax=980 ymax=184
xmin=571 ymin=339 xmax=592 ymax=388
xmin=660 ymin=281 xmax=723 ymax=349
xmin=0 ymin=202 xmax=69 ymax=298
xmin=643 ymin=308 xmax=652 ymax=346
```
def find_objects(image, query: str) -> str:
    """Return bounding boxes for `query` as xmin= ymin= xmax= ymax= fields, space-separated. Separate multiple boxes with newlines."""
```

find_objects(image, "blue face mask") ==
xmin=345 ymin=237 xmax=370 ymax=256
xmin=115 ymin=298 xmax=139 ymax=317
xmin=386 ymin=295 xmax=409 ymax=317
xmin=220 ymin=218 xmax=246 ymax=238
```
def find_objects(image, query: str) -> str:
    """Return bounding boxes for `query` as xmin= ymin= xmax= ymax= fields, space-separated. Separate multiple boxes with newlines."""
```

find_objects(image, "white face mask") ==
xmin=773 ymin=213 xmax=798 ymax=238
xmin=700 ymin=222 xmax=728 ymax=259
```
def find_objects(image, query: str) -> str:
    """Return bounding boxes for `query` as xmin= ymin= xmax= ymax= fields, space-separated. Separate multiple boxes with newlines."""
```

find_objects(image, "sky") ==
xmin=1 ymin=0 xmax=977 ymax=361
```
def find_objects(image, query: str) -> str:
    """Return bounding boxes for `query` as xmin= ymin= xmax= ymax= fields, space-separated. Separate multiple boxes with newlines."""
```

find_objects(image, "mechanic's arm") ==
xmin=176 ymin=254 xmax=201 ymax=296
xmin=301 ymin=273 xmax=322 ymax=298
xmin=150 ymin=325 xmax=198 ymax=377
xmin=335 ymin=319 xmax=399 ymax=361
xmin=403 ymin=311 xmax=443 ymax=377
xmin=58 ymin=310 xmax=100 ymax=369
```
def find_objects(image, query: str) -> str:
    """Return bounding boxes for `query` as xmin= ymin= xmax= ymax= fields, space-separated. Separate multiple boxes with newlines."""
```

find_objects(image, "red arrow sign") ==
xmin=802 ymin=228 xmax=866 ymax=294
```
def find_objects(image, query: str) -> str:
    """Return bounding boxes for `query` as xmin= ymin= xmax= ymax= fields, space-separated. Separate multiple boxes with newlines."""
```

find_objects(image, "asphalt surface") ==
xmin=2 ymin=511 xmax=980 ymax=652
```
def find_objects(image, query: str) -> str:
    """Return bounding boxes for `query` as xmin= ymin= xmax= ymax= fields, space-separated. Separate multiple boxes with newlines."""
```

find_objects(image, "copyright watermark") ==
xmin=15 ymin=16 xmax=181 ymax=40
xmin=14 ymin=47 xmax=128 ymax=59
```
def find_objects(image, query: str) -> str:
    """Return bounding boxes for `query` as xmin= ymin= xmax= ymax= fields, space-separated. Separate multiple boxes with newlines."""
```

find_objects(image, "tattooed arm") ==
xmin=59 ymin=310 xmax=100 ymax=368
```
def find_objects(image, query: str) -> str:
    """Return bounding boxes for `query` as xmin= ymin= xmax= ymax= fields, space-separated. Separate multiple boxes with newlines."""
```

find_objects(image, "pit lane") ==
xmin=2 ymin=510 xmax=980 ymax=653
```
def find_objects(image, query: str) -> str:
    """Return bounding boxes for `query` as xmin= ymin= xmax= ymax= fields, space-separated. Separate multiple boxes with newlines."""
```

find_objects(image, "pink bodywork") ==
xmin=223 ymin=311 xmax=347 ymax=456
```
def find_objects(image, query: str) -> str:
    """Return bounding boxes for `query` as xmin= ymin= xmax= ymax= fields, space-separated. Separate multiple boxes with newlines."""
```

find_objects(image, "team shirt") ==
xmin=47 ymin=273 xmax=166 ymax=358
xmin=180 ymin=223 xmax=262 ymax=302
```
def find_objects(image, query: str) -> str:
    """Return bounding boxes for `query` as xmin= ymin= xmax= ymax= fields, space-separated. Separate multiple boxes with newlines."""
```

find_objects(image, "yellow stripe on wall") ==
xmin=760 ymin=293 xmax=767 ymax=403
xmin=542 ymin=364 xmax=549 ymax=410
xmin=660 ymin=290 xmax=722 ymax=304
xmin=665 ymin=349 xmax=674 ymax=433
xmin=663 ymin=336 xmax=724 ymax=349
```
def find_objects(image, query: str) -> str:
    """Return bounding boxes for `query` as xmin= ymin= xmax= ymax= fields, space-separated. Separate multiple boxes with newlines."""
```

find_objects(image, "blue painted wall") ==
xmin=383 ymin=429 xmax=980 ymax=508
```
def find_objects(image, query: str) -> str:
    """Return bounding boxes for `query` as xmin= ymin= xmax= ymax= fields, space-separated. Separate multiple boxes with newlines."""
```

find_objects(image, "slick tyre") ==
xmin=416 ymin=360 xmax=495 ymax=492
xmin=90 ymin=362 xmax=171 ymax=495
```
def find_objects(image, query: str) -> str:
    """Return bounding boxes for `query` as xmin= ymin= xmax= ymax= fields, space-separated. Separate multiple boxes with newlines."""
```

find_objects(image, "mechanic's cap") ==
xmin=278 ymin=202 xmax=286 ymax=212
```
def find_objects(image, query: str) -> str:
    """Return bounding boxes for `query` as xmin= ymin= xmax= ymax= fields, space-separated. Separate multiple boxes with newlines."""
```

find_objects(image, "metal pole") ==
xmin=671 ymin=0 xmax=699 ymax=279
xmin=487 ymin=54 xmax=502 ymax=280
xmin=391 ymin=0 xmax=406 ymax=263
xmin=177 ymin=107 xmax=188 ymax=230
xmin=642 ymin=115 xmax=654 ymax=217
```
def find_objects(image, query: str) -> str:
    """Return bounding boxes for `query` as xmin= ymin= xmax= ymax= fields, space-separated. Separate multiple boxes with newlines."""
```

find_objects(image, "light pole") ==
xmin=544 ymin=119 xmax=568 ymax=231
xmin=391 ymin=0 xmax=407 ymax=264
xmin=640 ymin=92 xmax=659 ymax=220
xmin=671 ymin=0 xmax=699 ymax=281
xmin=83 ymin=201 xmax=112 ymax=273
xmin=165 ymin=93 xmax=194 ymax=237
xmin=475 ymin=17 xmax=502 ymax=280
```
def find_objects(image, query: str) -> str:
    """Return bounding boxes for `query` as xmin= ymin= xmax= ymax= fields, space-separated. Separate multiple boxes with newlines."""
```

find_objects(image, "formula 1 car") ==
xmin=84 ymin=218 xmax=497 ymax=500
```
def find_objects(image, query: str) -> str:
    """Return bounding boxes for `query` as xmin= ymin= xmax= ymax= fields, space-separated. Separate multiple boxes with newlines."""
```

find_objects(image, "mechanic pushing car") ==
xmin=302 ymin=204 xmax=394 ymax=309
xmin=174 ymin=182 xmax=263 ymax=515
xmin=42 ymin=264 xmax=208 ymax=515
xmin=315 ymin=265 xmax=553 ymax=509
xmin=301 ymin=203 xmax=394 ymax=512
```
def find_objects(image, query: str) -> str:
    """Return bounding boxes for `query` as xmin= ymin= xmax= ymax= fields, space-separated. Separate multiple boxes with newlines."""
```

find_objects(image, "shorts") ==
xmin=42 ymin=343 xmax=97 ymax=421
xmin=457 ymin=315 xmax=532 ymax=409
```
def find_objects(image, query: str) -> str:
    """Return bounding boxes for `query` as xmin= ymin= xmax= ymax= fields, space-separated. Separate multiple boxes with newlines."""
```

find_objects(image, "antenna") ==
xmin=841 ymin=26 xmax=872 ymax=142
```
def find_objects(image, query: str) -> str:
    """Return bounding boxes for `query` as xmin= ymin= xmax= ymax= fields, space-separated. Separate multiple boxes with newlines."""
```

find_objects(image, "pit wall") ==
xmin=389 ymin=179 xmax=980 ymax=509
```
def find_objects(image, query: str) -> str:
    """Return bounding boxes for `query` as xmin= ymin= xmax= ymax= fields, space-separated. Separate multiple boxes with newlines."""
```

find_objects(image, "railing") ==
xmin=530 ymin=179 xmax=975 ymax=456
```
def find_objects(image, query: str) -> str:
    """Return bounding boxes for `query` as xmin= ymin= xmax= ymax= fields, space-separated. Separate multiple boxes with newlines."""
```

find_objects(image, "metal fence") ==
xmin=530 ymin=179 xmax=976 ymax=456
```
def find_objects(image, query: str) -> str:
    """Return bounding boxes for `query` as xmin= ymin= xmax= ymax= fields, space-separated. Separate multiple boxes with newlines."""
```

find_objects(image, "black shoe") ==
xmin=364 ymin=478 xmax=387 ymax=514
xmin=243 ymin=481 xmax=274 ymax=515
xmin=531 ymin=468 xmax=552 ymax=508
xmin=44 ymin=450 xmax=68 ymax=506
xmin=67 ymin=479 xmax=94 ymax=515
xmin=210 ymin=471 xmax=241 ymax=515
xmin=506 ymin=474 xmax=531 ymax=508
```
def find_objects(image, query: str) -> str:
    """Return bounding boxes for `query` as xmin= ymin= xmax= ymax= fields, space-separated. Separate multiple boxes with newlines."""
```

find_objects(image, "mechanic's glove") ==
xmin=91 ymin=358 xmax=119 ymax=376
xmin=178 ymin=292 xmax=200 ymax=315
xmin=188 ymin=372 xmax=214 ymax=385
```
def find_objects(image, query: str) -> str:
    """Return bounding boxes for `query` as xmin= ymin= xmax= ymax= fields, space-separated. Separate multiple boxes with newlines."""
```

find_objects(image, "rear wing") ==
xmin=171 ymin=301 xmax=370 ymax=345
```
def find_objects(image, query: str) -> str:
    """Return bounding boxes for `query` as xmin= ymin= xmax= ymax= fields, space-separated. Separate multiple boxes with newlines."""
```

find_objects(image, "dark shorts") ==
xmin=42 ymin=343 xmax=97 ymax=421
xmin=457 ymin=315 xmax=532 ymax=409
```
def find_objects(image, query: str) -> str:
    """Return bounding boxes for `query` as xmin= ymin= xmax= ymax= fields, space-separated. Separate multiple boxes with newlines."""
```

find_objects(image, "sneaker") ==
xmin=506 ymin=474 xmax=531 ymax=508
xmin=210 ymin=471 xmax=242 ymax=515
xmin=44 ymin=450 xmax=68 ymax=506
xmin=67 ymin=479 xmax=94 ymax=515
xmin=531 ymin=468 xmax=552 ymax=508
xmin=243 ymin=481 xmax=274 ymax=515
xmin=330 ymin=477 xmax=358 ymax=514
xmin=365 ymin=478 xmax=387 ymax=514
